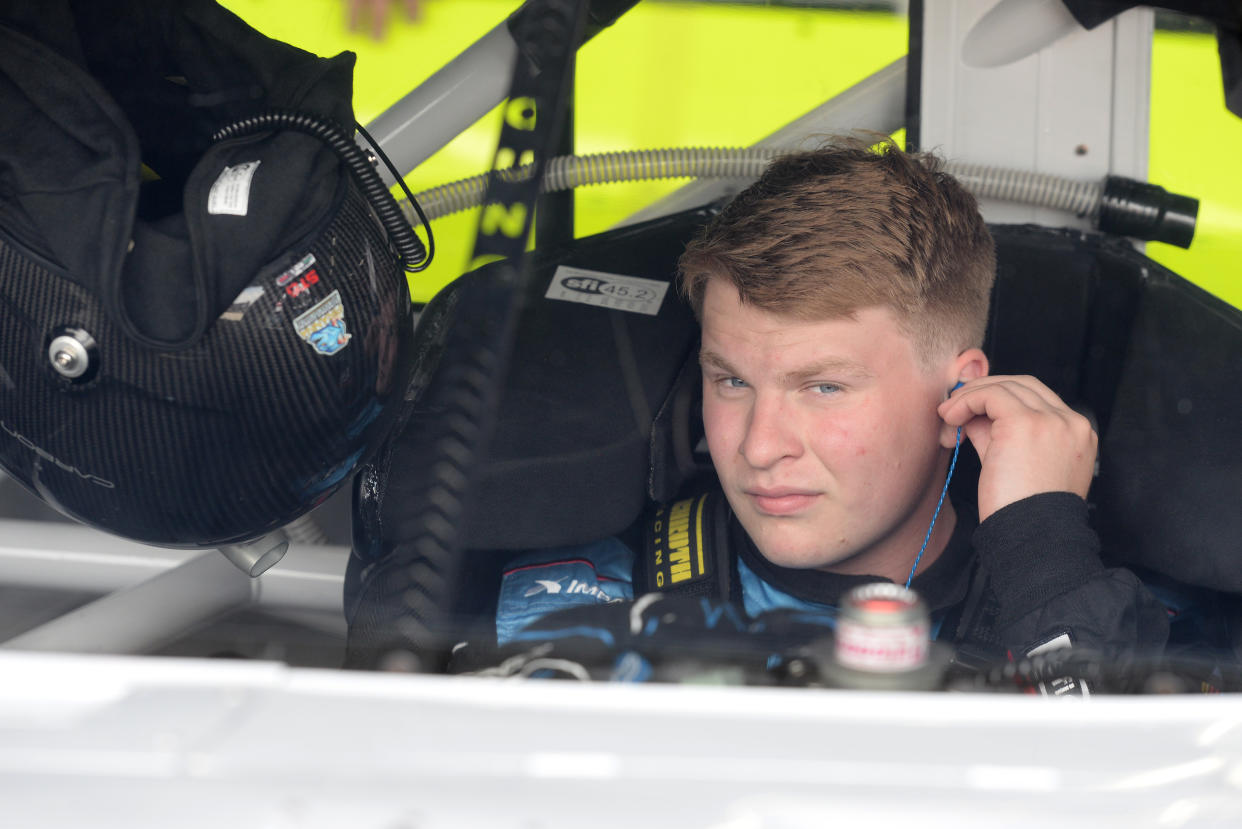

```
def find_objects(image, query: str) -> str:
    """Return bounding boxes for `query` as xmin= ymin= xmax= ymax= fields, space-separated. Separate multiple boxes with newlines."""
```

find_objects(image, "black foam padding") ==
xmin=1094 ymin=265 xmax=1242 ymax=593
xmin=990 ymin=225 xmax=1242 ymax=595
xmin=377 ymin=209 xmax=709 ymax=551
xmin=986 ymin=227 xmax=1096 ymax=399
xmin=986 ymin=226 xmax=1146 ymax=428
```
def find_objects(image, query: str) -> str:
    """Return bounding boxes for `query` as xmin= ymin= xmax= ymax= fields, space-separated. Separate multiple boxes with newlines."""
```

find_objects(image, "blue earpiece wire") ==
xmin=905 ymin=382 xmax=965 ymax=589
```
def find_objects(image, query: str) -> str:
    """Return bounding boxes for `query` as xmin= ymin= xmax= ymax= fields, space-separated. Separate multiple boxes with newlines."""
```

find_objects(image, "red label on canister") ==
xmin=835 ymin=583 xmax=930 ymax=673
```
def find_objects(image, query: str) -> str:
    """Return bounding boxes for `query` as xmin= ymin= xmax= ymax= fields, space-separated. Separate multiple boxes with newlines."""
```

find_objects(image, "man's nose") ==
xmin=739 ymin=394 xmax=801 ymax=468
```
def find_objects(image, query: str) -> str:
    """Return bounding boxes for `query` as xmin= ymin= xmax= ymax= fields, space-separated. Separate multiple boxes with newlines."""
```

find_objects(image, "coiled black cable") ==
xmin=212 ymin=110 xmax=434 ymax=272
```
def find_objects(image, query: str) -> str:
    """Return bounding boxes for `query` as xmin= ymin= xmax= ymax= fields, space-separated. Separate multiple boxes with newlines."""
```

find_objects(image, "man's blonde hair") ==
xmin=678 ymin=139 xmax=995 ymax=364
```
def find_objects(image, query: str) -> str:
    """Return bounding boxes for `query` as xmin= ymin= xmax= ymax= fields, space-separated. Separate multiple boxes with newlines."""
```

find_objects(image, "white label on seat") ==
xmin=545 ymin=266 xmax=668 ymax=316
xmin=207 ymin=160 xmax=261 ymax=216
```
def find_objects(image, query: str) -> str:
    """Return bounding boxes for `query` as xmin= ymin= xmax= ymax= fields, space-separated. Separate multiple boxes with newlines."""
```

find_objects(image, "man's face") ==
xmin=700 ymin=280 xmax=955 ymax=578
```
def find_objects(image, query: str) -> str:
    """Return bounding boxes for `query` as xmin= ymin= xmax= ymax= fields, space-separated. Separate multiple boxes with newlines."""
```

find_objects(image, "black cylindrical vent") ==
xmin=1099 ymin=175 xmax=1199 ymax=249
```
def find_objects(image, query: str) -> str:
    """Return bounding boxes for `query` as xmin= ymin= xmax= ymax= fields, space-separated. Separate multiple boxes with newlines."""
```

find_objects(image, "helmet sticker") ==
xmin=273 ymin=252 xmax=325 ymax=315
xmin=207 ymin=160 xmax=261 ymax=217
xmin=220 ymin=285 xmax=267 ymax=322
xmin=276 ymin=253 xmax=317 ymax=287
xmin=294 ymin=289 xmax=352 ymax=356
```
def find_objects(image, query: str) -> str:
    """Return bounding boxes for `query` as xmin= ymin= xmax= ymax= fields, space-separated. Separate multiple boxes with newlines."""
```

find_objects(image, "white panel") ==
xmin=2 ymin=652 xmax=1241 ymax=828
xmin=1110 ymin=8 xmax=1153 ymax=179
xmin=920 ymin=0 xmax=1152 ymax=229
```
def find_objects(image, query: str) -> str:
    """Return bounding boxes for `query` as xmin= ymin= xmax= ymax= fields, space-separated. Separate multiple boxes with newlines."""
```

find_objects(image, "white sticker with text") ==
xmin=545 ymin=266 xmax=669 ymax=316
xmin=207 ymin=160 xmax=261 ymax=216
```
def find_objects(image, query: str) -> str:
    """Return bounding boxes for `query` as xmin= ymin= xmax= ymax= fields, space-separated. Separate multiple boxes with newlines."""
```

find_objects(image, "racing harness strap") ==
xmin=637 ymin=490 xmax=735 ymax=604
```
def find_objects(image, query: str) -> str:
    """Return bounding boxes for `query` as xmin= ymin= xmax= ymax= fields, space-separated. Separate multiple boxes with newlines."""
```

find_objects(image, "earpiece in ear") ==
xmin=947 ymin=380 xmax=965 ymax=398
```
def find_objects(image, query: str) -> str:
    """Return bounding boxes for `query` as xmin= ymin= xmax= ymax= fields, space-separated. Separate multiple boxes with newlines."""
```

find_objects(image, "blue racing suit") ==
xmin=494 ymin=487 xmax=1171 ymax=668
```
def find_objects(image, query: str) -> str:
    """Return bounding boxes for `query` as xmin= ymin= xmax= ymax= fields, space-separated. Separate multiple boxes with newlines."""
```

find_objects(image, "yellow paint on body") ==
xmin=1148 ymin=31 xmax=1242 ymax=310
xmin=219 ymin=1 xmax=1240 ymax=308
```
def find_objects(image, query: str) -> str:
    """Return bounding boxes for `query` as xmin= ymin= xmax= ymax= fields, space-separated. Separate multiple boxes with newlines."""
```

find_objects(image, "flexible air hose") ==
xmin=947 ymin=162 xmax=1101 ymax=218
xmin=399 ymin=146 xmax=1107 ymax=223
xmin=407 ymin=147 xmax=782 ymax=222
xmin=401 ymin=146 xmax=1108 ymax=225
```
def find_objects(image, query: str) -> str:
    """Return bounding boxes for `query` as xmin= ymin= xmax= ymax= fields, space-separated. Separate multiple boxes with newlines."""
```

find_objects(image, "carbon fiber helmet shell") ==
xmin=0 ymin=185 xmax=414 ymax=547
xmin=0 ymin=0 xmax=416 ymax=546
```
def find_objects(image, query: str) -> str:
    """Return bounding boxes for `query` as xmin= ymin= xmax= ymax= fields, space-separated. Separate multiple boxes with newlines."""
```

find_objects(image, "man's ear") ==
xmin=948 ymin=348 xmax=989 ymax=392
xmin=938 ymin=348 xmax=989 ymax=449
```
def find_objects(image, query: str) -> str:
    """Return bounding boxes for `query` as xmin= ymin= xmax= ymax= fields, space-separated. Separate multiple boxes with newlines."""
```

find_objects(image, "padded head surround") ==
xmin=358 ymin=208 xmax=709 ymax=557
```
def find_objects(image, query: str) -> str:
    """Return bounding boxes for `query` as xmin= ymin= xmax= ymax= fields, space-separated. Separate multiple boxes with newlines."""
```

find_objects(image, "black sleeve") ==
xmin=973 ymin=492 xmax=1169 ymax=660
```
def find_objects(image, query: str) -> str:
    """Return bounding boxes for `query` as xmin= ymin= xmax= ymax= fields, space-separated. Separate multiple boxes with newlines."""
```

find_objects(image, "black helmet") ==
xmin=0 ymin=0 xmax=421 ymax=546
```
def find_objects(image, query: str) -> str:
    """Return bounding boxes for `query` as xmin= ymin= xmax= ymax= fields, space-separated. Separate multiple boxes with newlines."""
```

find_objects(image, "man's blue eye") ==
xmin=727 ymin=377 xmax=747 ymax=389
xmin=815 ymin=383 xmax=841 ymax=395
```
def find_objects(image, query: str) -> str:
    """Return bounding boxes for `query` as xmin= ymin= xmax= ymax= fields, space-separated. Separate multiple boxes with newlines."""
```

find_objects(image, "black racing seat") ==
xmin=986 ymin=226 xmax=1242 ymax=596
xmin=346 ymin=209 xmax=1242 ymax=649
xmin=346 ymin=208 xmax=709 ymax=633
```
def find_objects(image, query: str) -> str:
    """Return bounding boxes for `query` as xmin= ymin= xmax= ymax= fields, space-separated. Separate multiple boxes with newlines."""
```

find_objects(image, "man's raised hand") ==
xmin=937 ymin=375 xmax=1098 ymax=521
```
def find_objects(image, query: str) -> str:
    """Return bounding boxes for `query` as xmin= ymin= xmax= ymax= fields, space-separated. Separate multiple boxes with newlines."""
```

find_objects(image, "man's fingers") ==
xmin=939 ymin=378 xmax=1051 ymax=426
xmin=960 ymin=413 xmax=993 ymax=459
xmin=940 ymin=375 xmax=1099 ymax=519
xmin=939 ymin=375 xmax=1088 ymax=428
xmin=954 ymin=374 xmax=1064 ymax=408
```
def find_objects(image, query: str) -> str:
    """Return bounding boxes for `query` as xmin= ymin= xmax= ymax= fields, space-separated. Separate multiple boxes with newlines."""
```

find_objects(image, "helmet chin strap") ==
xmin=905 ymin=381 xmax=966 ymax=588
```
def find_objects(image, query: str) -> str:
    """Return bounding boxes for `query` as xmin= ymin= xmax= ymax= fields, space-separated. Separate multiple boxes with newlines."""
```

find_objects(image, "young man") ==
xmin=493 ymin=141 xmax=1168 ymax=666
